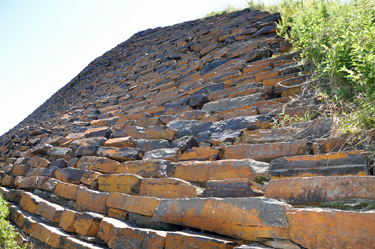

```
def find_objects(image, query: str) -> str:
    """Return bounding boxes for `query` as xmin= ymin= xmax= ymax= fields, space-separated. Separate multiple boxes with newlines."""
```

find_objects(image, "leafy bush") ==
xmin=278 ymin=0 xmax=375 ymax=134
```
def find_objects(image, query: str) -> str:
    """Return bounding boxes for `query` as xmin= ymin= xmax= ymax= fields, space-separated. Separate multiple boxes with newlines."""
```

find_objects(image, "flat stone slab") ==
xmin=174 ymin=159 xmax=268 ymax=185
xmin=242 ymin=127 xmax=304 ymax=144
xmin=142 ymin=147 xmax=181 ymax=162
xmin=265 ymin=176 xmax=375 ymax=204
xmin=116 ymin=159 xmax=175 ymax=178
xmin=180 ymin=147 xmax=222 ymax=161
xmin=106 ymin=192 xmax=160 ymax=217
xmin=269 ymin=150 xmax=367 ymax=179
xmin=97 ymin=146 xmax=144 ymax=161
xmin=76 ymin=156 xmax=120 ymax=174
xmin=286 ymin=208 xmax=375 ymax=248
xmin=153 ymin=197 xmax=291 ymax=241
xmin=205 ymin=178 xmax=262 ymax=198
xmin=140 ymin=178 xmax=202 ymax=198
xmin=222 ymin=140 xmax=308 ymax=162
xmin=202 ymin=93 xmax=269 ymax=112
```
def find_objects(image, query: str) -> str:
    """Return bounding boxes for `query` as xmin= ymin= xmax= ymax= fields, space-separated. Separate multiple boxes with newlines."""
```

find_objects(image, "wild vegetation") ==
xmin=277 ymin=0 xmax=375 ymax=151
xmin=0 ymin=197 xmax=27 ymax=249
xmin=205 ymin=0 xmax=375 ymax=151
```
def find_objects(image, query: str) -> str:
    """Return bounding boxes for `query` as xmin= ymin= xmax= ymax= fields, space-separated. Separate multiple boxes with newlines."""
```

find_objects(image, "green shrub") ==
xmin=278 ymin=0 xmax=375 ymax=135
xmin=0 ymin=197 xmax=27 ymax=249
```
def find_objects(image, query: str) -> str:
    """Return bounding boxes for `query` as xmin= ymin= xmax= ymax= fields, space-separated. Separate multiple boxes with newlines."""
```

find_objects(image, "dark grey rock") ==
xmin=31 ymin=143 xmax=53 ymax=155
xmin=210 ymin=116 xmax=273 ymax=133
xmin=197 ymin=131 xmax=211 ymax=145
xmin=97 ymin=147 xmax=144 ymax=161
xmin=48 ymin=147 xmax=74 ymax=159
xmin=244 ymin=48 xmax=272 ymax=63
xmin=170 ymin=136 xmax=198 ymax=152
xmin=211 ymin=129 xmax=243 ymax=144
xmin=75 ymin=145 xmax=99 ymax=157
xmin=134 ymin=139 xmax=170 ymax=152
xmin=50 ymin=158 xmax=68 ymax=168
xmin=55 ymin=167 xmax=86 ymax=184
xmin=202 ymin=93 xmax=269 ymax=112
xmin=187 ymin=93 xmax=210 ymax=109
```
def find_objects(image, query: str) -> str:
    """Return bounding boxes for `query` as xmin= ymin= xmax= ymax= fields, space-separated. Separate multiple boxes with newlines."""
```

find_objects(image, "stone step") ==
xmin=152 ymin=197 xmax=292 ymax=241
xmin=208 ymin=82 xmax=269 ymax=101
xmin=265 ymin=176 xmax=375 ymax=204
xmin=139 ymin=178 xmax=203 ymax=198
xmin=221 ymin=139 xmax=309 ymax=162
xmin=216 ymin=97 xmax=290 ymax=118
xmin=174 ymin=159 xmax=268 ymax=186
xmin=202 ymin=93 xmax=270 ymax=113
xmin=268 ymin=151 xmax=367 ymax=179
xmin=205 ymin=178 xmax=263 ymax=198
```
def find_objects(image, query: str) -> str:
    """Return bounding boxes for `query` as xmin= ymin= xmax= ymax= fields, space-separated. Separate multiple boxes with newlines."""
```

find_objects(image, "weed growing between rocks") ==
xmin=252 ymin=175 xmax=270 ymax=184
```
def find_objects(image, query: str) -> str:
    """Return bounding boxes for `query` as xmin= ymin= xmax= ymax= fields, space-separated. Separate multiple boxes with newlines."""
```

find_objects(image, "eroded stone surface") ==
xmin=153 ymin=197 xmax=291 ymax=241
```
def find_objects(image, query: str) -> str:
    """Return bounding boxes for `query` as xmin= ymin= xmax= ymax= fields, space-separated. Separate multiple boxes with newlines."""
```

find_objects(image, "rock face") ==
xmin=0 ymin=8 xmax=372 ymax=249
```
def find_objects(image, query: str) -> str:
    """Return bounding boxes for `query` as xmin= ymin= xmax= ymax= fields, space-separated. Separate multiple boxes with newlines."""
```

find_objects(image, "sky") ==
xmin=0 ymin=0 xmax=264 ymax=136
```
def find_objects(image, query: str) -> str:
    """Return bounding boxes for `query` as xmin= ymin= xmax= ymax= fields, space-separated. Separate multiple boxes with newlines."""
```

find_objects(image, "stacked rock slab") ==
xmin=0 ymin=9 xmax=373 ymax=249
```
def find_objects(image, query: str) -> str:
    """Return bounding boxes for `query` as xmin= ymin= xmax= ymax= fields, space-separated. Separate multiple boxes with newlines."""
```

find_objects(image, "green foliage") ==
xmin=252 ymin=175 xmax=270 ymax=184
xmin=0 ymin=197 xmax=28 ymax=249
xmin=278 ymin=0 xmax=375 ymax=134
xmin=277 ymin=106 xmax=322 ymax=127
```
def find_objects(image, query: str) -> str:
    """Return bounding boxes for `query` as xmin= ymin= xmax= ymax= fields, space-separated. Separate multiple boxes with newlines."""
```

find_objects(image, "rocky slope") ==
xmin=0 ymin=9 xmax=373 ymax=249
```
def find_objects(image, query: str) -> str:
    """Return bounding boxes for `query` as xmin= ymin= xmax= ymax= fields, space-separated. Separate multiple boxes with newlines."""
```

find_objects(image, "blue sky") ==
xmin=0 ymin=0 xmax=261 ymax=136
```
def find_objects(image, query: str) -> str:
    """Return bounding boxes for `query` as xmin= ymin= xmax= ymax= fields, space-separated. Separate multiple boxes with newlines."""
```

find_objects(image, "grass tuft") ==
xmin=0 ymin=196 xmax=28 ymax=249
